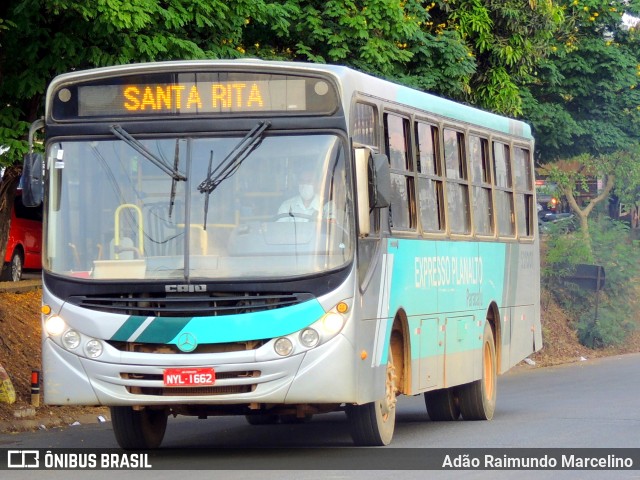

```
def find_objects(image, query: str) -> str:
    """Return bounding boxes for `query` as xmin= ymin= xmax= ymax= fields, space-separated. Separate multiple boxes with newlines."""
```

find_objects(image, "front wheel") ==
xmin=346 ymin=355 xmax=397 ymax=446
xmin=110 ymin=406 xmax=168 ymax=449
xmin=456 ymin=322 xmax=497 ymax=420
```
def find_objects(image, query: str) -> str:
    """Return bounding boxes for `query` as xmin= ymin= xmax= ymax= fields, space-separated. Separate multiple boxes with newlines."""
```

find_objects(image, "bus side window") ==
xmin=493 ymin=141 xmax=515 ymax=237
xmin=384 ymin=113 xmax=415 ymax=231
xmin=415 ymin=121 xmax=444 ymax=233
xmin=443 ymin=129 xmax=470 ymax=235
xmin=514 ymin=147 xmax=534 ymax=238
xmin=469 ymin=135 xmax=493 ymax=236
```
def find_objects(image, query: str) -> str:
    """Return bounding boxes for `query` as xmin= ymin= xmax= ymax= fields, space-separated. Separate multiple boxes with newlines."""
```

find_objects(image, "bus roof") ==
xmin=48 ymin=59 xmax=532 ymax=140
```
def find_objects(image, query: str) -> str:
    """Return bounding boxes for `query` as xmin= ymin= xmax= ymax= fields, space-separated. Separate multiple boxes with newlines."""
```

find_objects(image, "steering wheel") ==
xmin=272 ymin=212 xmax=318 ymax=222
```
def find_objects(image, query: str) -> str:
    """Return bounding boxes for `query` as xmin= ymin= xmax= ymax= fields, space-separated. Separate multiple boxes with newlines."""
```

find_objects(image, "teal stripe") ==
xmin=168 ymin=299 xmax=326 ymax=344
xmin=135 ymin=317 xmax=191 ymax=343
xmin=110 ymin=316 xmax=148 ymax=342
xmin=109 ymin=299 xmax=326 ymax=345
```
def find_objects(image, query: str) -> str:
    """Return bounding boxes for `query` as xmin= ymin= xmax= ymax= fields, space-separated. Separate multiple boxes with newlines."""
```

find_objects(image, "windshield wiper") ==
xmin=168 ymin=140 xmax=181 ymax=218
xmin=198 ymin=121 xmax=270 ymax=230
xmin=111 ymin=124 xmax=187 ymax=182
xmin=203 ymin=150 xmax=214 ymax=230
xmin=197 ymin=121 xmax=270 ymax=194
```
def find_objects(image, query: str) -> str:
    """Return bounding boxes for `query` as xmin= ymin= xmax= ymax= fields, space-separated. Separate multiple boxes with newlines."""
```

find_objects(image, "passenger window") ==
xmin=443 ymin=129 xmax=470 ymax=234
xmin=384 ymin=113 xmax=415 ymax=231
xmin=416 ymin=122 xmax=444 ymax=233
xmin=493 ymin=141 xmax=515 ymax=237
xmin=469 ymin=135 xmax=493 ymax=236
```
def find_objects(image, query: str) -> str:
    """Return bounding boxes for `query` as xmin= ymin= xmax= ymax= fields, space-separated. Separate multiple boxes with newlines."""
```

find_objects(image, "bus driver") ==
xmin=277 ymin=168 xmax=331 ymax=221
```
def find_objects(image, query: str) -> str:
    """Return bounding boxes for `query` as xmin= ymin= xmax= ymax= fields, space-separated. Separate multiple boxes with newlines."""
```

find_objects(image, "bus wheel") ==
xmin=457 ymin=322 xmax=497 ymax=420
xmin=424 ymin=387 xmax=460 ymax=421
xmin=110 ymin=406 xmax=168 ymax=449
xmin=346 ymin=355 xmax=397 ymax=446
xmin=245 ymin=413 xmax=279 ymax=425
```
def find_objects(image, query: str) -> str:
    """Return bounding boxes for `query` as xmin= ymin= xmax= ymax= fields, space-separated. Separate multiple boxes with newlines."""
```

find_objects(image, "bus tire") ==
xmin=457 ymin=322 xmax=497 ymax=421
xmin=245 ymin=413 xmax=279 ymax=425
xmin=110 ymin=406 xmax=168 ymax=449
xmin=346 ymin=354 xmax=397 ymax=446
xmin=424 ymin=387 xmax=460 ymax=421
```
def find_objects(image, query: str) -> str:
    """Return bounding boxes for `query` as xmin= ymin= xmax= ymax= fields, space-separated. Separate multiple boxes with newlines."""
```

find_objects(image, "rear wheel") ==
xmin=457 ymin=322 xmax=497 ymax=420
xmin=110 ymin=406 xmax=168 ymax=449
xmin=424 ymin=387 xmax=460 ymax=421
xmin=346 ymin=354 xmax=397 ymax=446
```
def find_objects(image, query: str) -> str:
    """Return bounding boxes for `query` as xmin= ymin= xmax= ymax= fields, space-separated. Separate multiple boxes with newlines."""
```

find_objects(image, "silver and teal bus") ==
xmin=23 ymin=60 xmax=541 ymax=449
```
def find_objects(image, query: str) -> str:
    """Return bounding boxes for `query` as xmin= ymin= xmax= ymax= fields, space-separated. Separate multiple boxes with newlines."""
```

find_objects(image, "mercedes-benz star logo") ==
xmin=177 ymin=332 xmax=198 ymax=352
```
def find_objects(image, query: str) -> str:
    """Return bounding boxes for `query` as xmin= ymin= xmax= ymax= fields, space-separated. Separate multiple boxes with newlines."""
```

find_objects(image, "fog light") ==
xmin=322 ymin=313 xmax=344 ymax=335
xmin=62 ymin=330 xmax=81 ymax=350
xmin=274 ymin=337 xmax=293 ymax=356
xmin=45 ymin=316 xmax=66 ymax=336
xmin=300 ymin=328 xmax=319 ymax=348
xmin=84 ymin=339 xmax=104 ymax=358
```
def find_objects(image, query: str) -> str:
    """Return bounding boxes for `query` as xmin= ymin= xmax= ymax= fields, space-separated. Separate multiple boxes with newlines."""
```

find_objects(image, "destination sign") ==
xmin=52 ymin=71 xmax=339 ymax=120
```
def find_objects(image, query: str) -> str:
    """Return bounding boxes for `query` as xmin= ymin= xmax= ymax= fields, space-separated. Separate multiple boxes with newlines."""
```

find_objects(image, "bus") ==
xmin=22 ymin=59 xmax=541 ymax=449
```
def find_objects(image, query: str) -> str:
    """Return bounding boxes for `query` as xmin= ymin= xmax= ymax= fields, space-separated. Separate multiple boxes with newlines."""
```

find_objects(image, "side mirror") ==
xmin=371 ymin=153 xmax=391 ymax=209
xmin=21 ymin=118 xmax=45 ymax=207
xmin=21 ymin=152 xmax=44 ymax=207
xmin=355 ymin=148 xmax=391 ymax=237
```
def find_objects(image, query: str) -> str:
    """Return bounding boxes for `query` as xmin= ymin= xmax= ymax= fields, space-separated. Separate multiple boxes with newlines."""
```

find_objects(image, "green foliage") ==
xmin=543 ymin=216 xmax=640 ymax=348
xmin=441 ymin=0 xmax=565 ymax=115
xmin=0 ymin=0 xmax=298 ymax=168
xmin=0 ymin=0 xmax=570 ymax=167
xmin=523 ymin=0 xmax=640 ymax=162
xmin=285 ymin=0 xmax=436 ymax=77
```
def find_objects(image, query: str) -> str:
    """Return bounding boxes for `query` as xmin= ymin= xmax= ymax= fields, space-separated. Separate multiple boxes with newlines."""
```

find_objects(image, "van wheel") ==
xmin=1 ymin=250 xmax=23 ymax=282
xmin=9 ymin=251 xmax=23 ymax=282
xmin=110 ymin=406 xmax=168 ymax=449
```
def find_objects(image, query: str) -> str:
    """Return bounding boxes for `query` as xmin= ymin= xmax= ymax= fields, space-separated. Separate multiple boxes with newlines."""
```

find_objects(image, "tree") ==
xmin=0 ymin=0 xmax=295 ymax=264
xmin=538 ymin=150 xmax=640 ymax=256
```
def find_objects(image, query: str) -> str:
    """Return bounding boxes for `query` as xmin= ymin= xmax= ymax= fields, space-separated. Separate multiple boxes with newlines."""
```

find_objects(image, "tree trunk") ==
xmin=0 ymin=165 xmax=22 ymax=264
xmin=560 ymin=175 xmax=616 ymax=262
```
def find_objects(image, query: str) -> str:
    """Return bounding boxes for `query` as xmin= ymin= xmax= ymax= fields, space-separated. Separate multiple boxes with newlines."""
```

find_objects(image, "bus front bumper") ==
xmin=42 ymin=334 xmax=359 ymax=407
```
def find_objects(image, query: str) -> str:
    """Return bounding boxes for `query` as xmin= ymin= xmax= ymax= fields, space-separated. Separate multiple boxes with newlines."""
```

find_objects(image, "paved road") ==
xmin=1 ymin=353 xmax=639 ymax=479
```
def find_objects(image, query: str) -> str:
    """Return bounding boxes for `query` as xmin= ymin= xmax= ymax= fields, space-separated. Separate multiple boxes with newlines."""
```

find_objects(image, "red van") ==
xmin=2 ymin=190 xmax=42 ymax=281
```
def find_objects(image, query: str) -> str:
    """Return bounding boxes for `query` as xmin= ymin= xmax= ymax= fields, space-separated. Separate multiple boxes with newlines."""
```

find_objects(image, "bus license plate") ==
xmin=163 ymin=368 xmax=216 ymax=387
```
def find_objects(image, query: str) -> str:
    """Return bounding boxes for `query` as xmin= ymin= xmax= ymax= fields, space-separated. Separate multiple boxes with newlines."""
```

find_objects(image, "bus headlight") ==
xmin=84 ymin=339 xmax=104 ymax=358
xmin=321 ymin=313 xmax=345 ymax=336
xmin=274 ymin=337 xmax=294 ymax=356
xmin=45 ymin=315 xmax=66 ymax=336
xmin=62 ymin=330 xmax=81 ymax=350
xmin=299 ymin=328 xmax=320 ymax=348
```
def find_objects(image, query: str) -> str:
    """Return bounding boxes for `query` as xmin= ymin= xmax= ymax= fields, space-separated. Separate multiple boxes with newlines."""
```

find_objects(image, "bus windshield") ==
xmin=44 ymin=133 xmax=353 ymax=281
